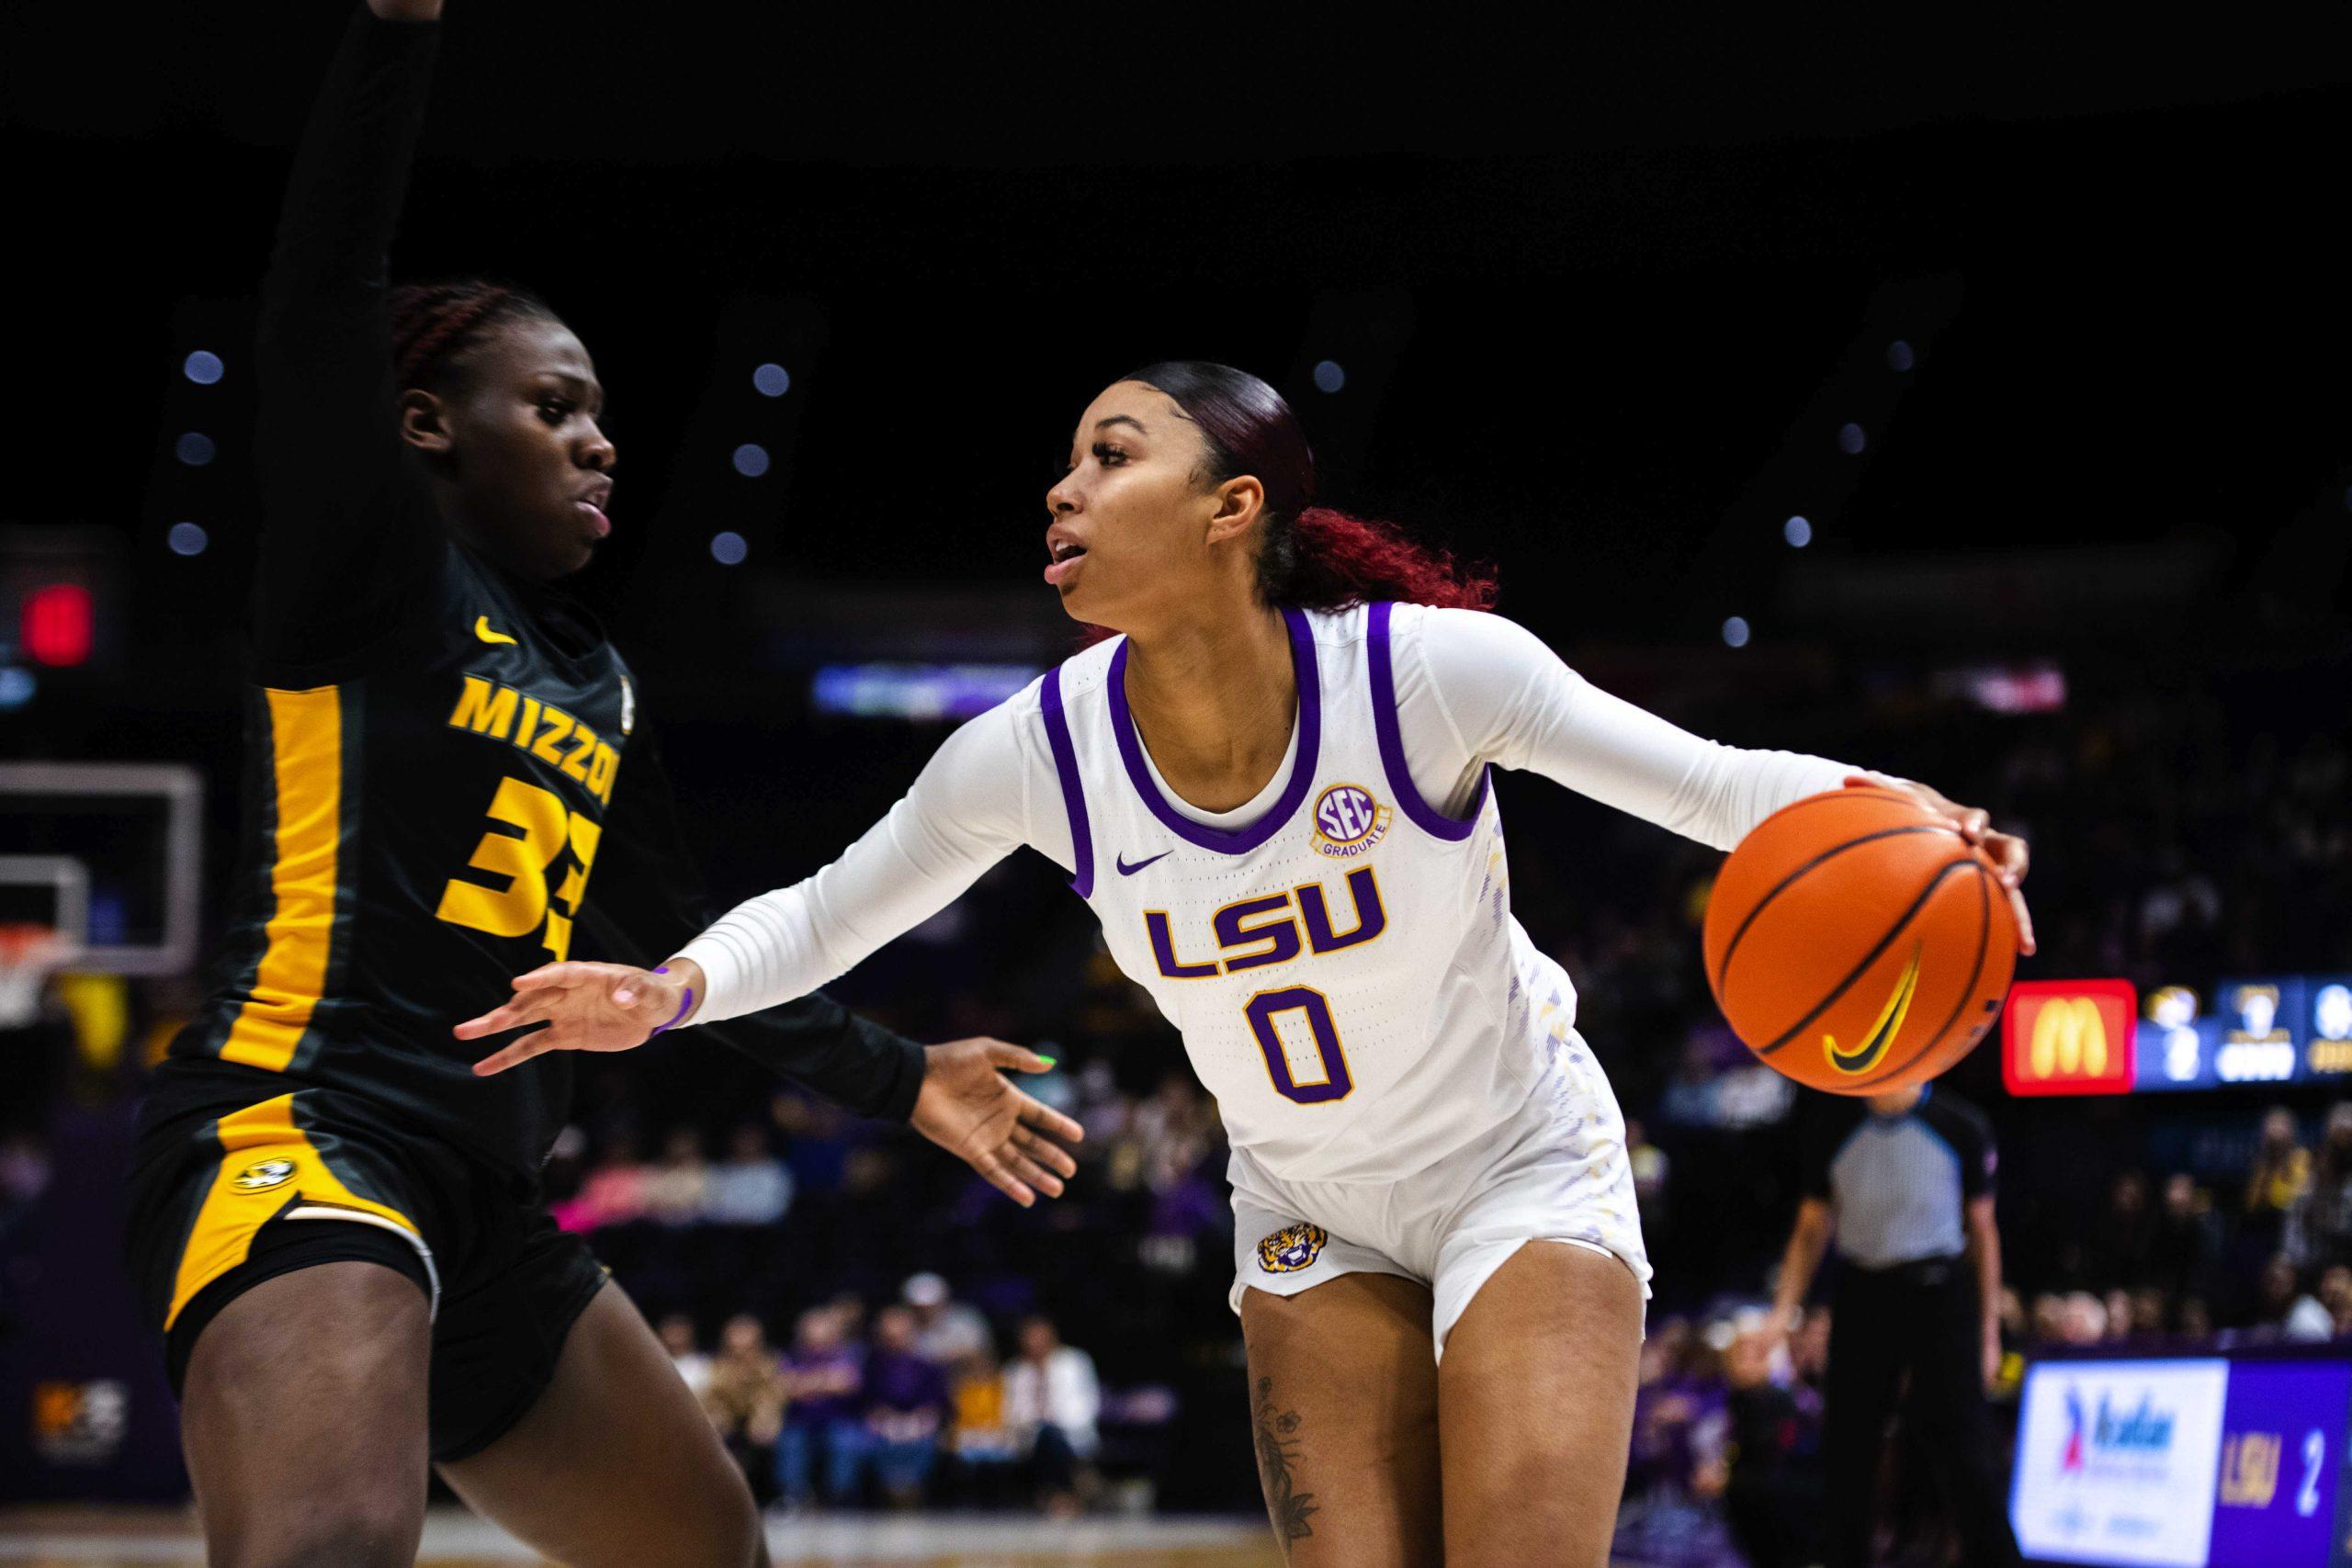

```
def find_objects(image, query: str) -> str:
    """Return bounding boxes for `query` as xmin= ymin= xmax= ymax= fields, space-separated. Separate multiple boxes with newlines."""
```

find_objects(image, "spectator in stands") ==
xmin=659 ymin=1311 xmax=712 ymax=1401
xmin=1696 ymin=1325 xmax=1822 ymax=1568
xmin=947 ymin=1347 xmax=1021 ymax=1505
xmin=1003 ymin=1314 xmax=1100 ymax=1518
xmin=702 ymin=1313 xmax=788 ymax=1504
xmin=776 ymin=1304 xmax=866 ymax=1510
xmin=560 ymin=1145 xmax=645 ymax=1233
xmin=2291 ymin=1104 xmax=2352 ymax=1269
xmin=1072 ymin=1055 xmax=1133 ymax=1148
xmin=771 ymin=1090 xmax=854 ymax=1194
xmin=2243 ymin=1108 xmax=2311 ymax=1258
xmin=706 ymin=1122 xmax=794 ymax=1228
xmin=1131 ymin=1073 xmax=1214 ymax=1185
xmin=2319 ymin=1264 xmax=2352 ymax=1337
xmin=1628 ymin=1317 xmax=1703 ymax=1498
xmin=2102 ymin=1288 xmax=2137 ymax=1343
xmin=852 ymin=1305 xmax=953 ymax=1508
xmin=2149 ymin=1173 xmax=2222 ymax=1300
xmin=904 ymin=1272 xmax=991 ymax=1364
xmin=2095 ymin=1170 xmax=2155 ymax=1286
xmin=2059 ymin=1292 xmax=2109 ymax=1346
xmin=641 ymin=1125 xmax=712 ymax=1227
xmin=2253 ymin=1252 xmax=2334 ymax=1342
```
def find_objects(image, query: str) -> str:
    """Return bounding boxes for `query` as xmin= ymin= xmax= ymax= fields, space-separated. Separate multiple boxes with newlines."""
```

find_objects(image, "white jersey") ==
xmin=679 ymin=601 xmax=1874 ymax=1186
xmin=1046 ymin=602 xmax=1566 ymax=1181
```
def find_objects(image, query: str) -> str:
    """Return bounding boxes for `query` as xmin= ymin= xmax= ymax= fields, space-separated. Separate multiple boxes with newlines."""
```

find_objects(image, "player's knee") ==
xmin=224 ymin=1493 xmax=420 ymax=1568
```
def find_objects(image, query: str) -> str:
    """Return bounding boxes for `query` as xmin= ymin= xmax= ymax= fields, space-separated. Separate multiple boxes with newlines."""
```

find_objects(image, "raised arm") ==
xmin=250 ymin=0 xmax=449 ymax=675
xmin=1400 ymin=606 xmax=2034 ymax=949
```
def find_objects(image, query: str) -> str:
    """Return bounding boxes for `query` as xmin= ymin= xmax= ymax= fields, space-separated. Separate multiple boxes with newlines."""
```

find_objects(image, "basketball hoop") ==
xmin=0 ymin=921 xmax=70 ymax=1030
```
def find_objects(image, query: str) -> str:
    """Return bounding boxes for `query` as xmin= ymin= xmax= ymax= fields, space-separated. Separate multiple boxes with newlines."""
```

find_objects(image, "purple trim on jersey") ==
xmin=1367 ymin=600 xmax=1488 ymax=841
xmin=1039 ymin=667 xmax=1095 ymax=898
xmin=1106 ymin=606 xmax=1323 ymax=856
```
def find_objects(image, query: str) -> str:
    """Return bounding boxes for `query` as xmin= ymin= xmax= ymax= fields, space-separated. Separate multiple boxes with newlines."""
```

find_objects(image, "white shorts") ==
xmin=1227 ymin=1031 xmax=1652 ymax=1359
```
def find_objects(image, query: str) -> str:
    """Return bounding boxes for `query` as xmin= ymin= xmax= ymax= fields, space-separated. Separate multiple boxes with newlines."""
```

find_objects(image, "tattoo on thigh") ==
xmin=1252 ymin=1376 xmax=1319 ymax=1554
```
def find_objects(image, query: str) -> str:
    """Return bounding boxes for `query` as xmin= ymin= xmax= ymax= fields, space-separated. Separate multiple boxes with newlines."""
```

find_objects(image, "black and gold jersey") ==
xmin=142 ymin=6 xmax=922 ymax=1179
xmin=164 ymin=540 xmax=637 ymax=1173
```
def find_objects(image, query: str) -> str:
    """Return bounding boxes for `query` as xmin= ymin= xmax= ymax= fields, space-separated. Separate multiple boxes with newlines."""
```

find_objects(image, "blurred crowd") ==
xmin=2011 ymin=1102 xmax=2352 ymax=1345
xmin=517 ymin=1063 xmax=1226 ymax=1515
xmin=659 ymin=1283 xmax=1102 ymax=1517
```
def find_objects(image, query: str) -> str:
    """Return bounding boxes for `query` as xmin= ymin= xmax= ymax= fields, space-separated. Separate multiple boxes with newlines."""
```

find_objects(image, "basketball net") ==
xmin=0 ymin=922 xmax=66 ymax=1030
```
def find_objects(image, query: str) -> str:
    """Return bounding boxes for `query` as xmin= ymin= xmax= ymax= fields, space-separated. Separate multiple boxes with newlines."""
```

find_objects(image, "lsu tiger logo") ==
xmin=1257 ymin=1222 xmax=1330 ymax=1274
xmin=233 ymin=1158 xmax=297 ymax=1193
xmin=1311 ymin=784 xmax=1389 ymax=860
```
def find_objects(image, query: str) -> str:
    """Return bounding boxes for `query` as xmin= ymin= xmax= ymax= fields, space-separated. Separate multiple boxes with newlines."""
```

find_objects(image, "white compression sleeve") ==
xmin=677 ymin=694 xmax=1060 ymax=1024
xmin=1395 ymin=605 xmax=1878 ymax=850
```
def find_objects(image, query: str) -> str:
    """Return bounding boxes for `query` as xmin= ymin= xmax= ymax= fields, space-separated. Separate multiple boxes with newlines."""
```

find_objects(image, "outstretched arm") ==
xmin=251 ymin=0 xmax=450 ymax=676
xmin=564 ymin=726 xmax=931 ymax=1121
xmin=456 ymin=697 xmax=1086 ymax=1203
xmin=1402 ymin=607 xmax=2034 ymax=951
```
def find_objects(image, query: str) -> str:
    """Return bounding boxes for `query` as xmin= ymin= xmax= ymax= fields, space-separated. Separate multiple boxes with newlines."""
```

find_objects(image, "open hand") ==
xmin=1849 ymin=775 xmax=2035 ymax=956
xmin=455 ymin=960 xmax=689 ymax=1076
xmin=910 ymin=1040 xmax=1084 ymax=1208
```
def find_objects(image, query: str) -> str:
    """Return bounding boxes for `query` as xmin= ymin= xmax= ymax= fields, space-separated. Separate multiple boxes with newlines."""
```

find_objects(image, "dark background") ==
xmin=5 ymin=6 xmax=2350 ymax=1519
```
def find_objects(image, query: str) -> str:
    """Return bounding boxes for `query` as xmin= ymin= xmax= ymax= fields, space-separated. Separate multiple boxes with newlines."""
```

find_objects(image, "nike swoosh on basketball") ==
xmin=474 ymin=615 xmax=517 ymax=646
xmin=1823 ymin=942 xmax=1925 ymax=1076
xmin=1115 ymin=850 xmax=1172 ymax=876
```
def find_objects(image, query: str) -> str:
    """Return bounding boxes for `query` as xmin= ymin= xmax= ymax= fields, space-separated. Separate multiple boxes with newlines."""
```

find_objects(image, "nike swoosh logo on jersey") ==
xmin=1115 ymin=850 xmax=1172 ymax=876
xmin=475 ymin=615 xmax=517 ymax=646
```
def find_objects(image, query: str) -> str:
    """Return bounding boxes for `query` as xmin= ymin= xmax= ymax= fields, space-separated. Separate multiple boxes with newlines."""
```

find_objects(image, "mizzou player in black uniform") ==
xmin=121 ymin=5 xmax=1081 ymax=1563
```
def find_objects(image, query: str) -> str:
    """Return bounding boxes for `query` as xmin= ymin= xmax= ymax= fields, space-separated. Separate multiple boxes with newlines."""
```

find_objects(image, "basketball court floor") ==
xmin=1 ymin=1509 xmax=1286 ymax=1568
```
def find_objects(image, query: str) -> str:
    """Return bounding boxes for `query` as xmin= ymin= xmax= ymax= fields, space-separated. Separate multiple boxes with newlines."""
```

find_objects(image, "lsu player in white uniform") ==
xmin=459 ymin=363 xmax=2033 ymax=1566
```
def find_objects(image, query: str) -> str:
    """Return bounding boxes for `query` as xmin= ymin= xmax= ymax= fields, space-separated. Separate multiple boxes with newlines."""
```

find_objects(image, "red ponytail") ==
xmin=1273 ymin=505 xmax=1499 ymax=613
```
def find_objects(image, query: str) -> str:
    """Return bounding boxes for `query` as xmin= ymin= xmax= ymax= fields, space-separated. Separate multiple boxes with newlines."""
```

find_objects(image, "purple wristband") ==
xmin=647 ymin=965 xmax=695 ymax=1036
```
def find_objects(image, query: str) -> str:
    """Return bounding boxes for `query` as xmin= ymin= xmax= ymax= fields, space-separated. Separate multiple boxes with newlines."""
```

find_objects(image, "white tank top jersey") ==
xmin=679 ymin=601 xmax=1876 ymax=1187
xmin=1046 ymin=602 xmax=1562 ymax=1181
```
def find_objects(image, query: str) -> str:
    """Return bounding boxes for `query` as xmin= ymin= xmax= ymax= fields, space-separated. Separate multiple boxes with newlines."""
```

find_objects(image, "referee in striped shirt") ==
xmin=1769 ymin=1082 xmax=2023 ymax=1568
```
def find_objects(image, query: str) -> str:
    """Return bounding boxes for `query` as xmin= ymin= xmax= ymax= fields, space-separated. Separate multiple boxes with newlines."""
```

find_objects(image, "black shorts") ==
xmin=123 ymin=1075 xmax=608 ymax=1463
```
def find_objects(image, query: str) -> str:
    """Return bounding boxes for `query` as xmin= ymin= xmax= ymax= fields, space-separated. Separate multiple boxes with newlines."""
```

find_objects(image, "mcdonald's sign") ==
xmin=2003 ymin=980 xmax=2138 ymax=1096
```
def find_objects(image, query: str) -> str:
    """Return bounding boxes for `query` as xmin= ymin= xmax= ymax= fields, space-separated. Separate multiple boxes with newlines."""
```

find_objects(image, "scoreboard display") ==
xmin=2013 ymin=1353 xmax=2352 ymax=1568
xmin=2003 ymin=977 xmax=2352 ymax=1097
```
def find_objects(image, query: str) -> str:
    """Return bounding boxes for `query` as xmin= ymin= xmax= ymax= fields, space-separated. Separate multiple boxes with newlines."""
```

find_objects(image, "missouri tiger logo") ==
xmin=232 ymin=1158 xmax=297 ymax=1193
xmin=1257 ymin=1222 xmax=1330 ymax=1274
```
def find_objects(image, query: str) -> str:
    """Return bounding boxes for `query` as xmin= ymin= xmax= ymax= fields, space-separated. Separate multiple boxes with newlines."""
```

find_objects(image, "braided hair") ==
xmin=389 ymin=278 xmax=560 ymax=393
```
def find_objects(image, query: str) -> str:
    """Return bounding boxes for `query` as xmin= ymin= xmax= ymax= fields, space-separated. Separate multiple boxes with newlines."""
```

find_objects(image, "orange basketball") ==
xmin=1701 ymin=785 xmax=2017 ymax=1095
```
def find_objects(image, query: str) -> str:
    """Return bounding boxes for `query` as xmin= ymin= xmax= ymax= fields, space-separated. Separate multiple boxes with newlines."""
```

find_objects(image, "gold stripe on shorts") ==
xmin=165 ymin=1094 xmax=419 ymax=1329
